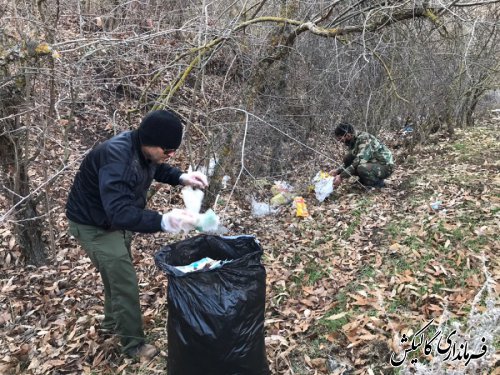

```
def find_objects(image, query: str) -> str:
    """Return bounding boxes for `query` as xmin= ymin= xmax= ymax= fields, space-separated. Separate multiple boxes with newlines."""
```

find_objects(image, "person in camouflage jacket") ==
xmin=332 ymin=122 xmax=394 ymax=188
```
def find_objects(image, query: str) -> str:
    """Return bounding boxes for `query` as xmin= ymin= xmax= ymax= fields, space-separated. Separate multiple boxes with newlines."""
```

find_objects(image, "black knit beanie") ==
xmin=138 ymin=110 xmax=183 ymax=149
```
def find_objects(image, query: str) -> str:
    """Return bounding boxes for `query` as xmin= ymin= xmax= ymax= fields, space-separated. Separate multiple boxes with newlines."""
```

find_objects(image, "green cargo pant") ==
xmin=357 ymin=162 xmax=393 ymax=186
xmin=342 ymin=152 xmax=394 ymax=186
xmin=68 ymin=220 xmax=144 ymax=353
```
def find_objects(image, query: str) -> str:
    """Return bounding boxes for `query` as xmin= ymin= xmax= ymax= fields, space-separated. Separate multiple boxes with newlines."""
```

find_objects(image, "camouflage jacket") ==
xmin=340 ymin=132 xmax=394 ymax=178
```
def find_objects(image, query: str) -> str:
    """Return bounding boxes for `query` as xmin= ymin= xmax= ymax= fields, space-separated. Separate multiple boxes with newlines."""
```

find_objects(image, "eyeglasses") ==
xmin=336 ymin=134 xmax=350 ymax=141
xmin=162 ymin=148 xmax=176 ymax=156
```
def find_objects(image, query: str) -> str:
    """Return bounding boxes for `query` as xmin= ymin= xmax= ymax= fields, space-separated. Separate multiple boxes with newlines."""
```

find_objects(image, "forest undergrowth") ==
xmin=1 ymin=123 xmax=499 ymax=374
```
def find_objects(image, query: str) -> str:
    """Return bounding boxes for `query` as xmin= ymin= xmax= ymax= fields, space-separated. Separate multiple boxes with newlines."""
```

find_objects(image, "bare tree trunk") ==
xmin=0 ymin=115 xmax=47 ymax=266
xmin=14 ymin=201 xmax=47 ymax=266
xmin=202 ymin=128 xmax=237 ymax=211
xmin=0 ymin=41 xmax=53 ymax=265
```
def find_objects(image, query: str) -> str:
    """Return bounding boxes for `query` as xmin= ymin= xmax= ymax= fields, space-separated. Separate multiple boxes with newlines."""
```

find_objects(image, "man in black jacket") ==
xmin=66 ymin=110 xmax=208 ymax=360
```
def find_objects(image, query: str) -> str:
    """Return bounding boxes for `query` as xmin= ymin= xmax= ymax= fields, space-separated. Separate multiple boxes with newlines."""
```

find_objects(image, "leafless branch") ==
xmin=453 ymin=0 xmax=500 ymax=6
xmin=0 ymin=150 xmax=90 ymax=224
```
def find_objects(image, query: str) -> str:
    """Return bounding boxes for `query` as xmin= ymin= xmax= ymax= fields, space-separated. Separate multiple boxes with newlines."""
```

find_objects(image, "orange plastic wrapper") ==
xmin=294 ymin=196 xmax=309 ymax=217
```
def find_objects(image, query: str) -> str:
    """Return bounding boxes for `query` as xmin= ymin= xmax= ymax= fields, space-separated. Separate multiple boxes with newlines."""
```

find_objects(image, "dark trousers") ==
xmin=68 ymin=220 xmax=144 ymax=353
xmin=343 ymin=153 xmax=393 ymax=185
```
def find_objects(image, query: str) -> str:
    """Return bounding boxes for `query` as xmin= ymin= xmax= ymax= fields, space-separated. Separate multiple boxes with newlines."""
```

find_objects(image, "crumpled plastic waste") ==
xmin=182 ymin=186 xmax=221 ymax=232
xmin=270 ymin=192 xmax=294 ymax=206
xmin=430 ymin=200 xmax=447 ymax=216
xmin=174 ymin=257 xmax=233 ymax=274
xmin=271 ymin=181 xmax=293 ymax=195
xmin=195 ymin=209 xmax=219 ymax=232
xmin=251 ymin=197 xmax=278 ymax=217
xmin=293 ymin=196 xmax=309 ymax=217
xmin=196 ymin=159 xmax=217 ymax=178
xmin=270 ymin=180 xmax=295 ymax=206
xmin=182 ymin=185 xmax=204 ymax=214
xmin=430 ymin=200 xmax=443 ymax=210
xmin=312 ymin=171 xmax=334 ymax=202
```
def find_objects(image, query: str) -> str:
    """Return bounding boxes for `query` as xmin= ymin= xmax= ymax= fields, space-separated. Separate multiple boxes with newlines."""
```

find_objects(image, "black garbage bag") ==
xmin=155 ymin=234 xmax=270 ymax=375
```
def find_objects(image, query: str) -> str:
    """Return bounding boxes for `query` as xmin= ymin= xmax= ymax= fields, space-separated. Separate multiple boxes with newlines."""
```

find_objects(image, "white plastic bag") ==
xmin=251 ymin=197 xmax=278 ymax=217
xmin=182 ymin=186 xmax=204 ymax=214
xmin=174 ymin=257 xmax=226 ymax=274
xmin=181 ymin=186 xmax=221 ymax=232
xmin=313 ymin=171 xmax=334 ymax=202
xmin=271 ymin=181 xmax=293 ymax=195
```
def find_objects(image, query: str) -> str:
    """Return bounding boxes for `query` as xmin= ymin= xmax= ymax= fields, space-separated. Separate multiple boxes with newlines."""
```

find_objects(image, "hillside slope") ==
xmin=0 ymin=123 xmax=499 ymax=374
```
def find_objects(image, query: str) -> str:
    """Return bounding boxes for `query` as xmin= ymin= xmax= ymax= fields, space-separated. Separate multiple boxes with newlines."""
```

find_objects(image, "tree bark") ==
xmin=0 ymin=42 xmax=52 ymax=266
xmin=0 ymin=117 xmax=47 ymax=266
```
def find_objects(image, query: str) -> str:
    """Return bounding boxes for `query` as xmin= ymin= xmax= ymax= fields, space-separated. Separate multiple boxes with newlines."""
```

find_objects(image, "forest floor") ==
xmin=1 ymin=122 xmax=499 ymax=374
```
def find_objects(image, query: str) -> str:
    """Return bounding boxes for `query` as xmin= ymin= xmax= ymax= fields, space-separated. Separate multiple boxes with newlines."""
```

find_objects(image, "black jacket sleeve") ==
xmin=154 ymin=163 xmax=183 ymax=185
xmin=99 ymin=163 xmax=162 ymax=233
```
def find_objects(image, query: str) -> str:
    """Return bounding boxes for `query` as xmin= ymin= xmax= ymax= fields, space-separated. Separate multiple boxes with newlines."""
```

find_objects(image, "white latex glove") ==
xmin=161 ymin=209 xmax=198 ymax=233
xmin=180 ymin=171 xmax=209 ymax=189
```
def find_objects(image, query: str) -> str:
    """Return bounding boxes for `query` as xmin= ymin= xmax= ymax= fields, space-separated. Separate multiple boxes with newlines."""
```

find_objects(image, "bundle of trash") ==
xmin=312 ymin=171 xmax=334 ymax=202
xmin=250 ymin=173 xmax=335 ymax=218
xmin=251 ymin=197 xmax=278 ymax=217
xmin=270 ymin=181 xmax=294 ymax=206
xmin=174 ymin=256 xmax=233 ymax=274
xmin=250 ymin=180 xmax=295 ymax=217
xmin=181 ymin=186 xmax=221 ymax=232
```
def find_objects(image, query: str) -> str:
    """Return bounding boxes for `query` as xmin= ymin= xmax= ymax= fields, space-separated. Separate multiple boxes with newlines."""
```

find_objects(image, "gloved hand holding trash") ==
xmin=161 ymin=209 xmax=199 ymax=233
xmin=180 ymin=171 xmax=209 ymax=189
xmin=161 ymin=170 xmax=217 ymax=233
